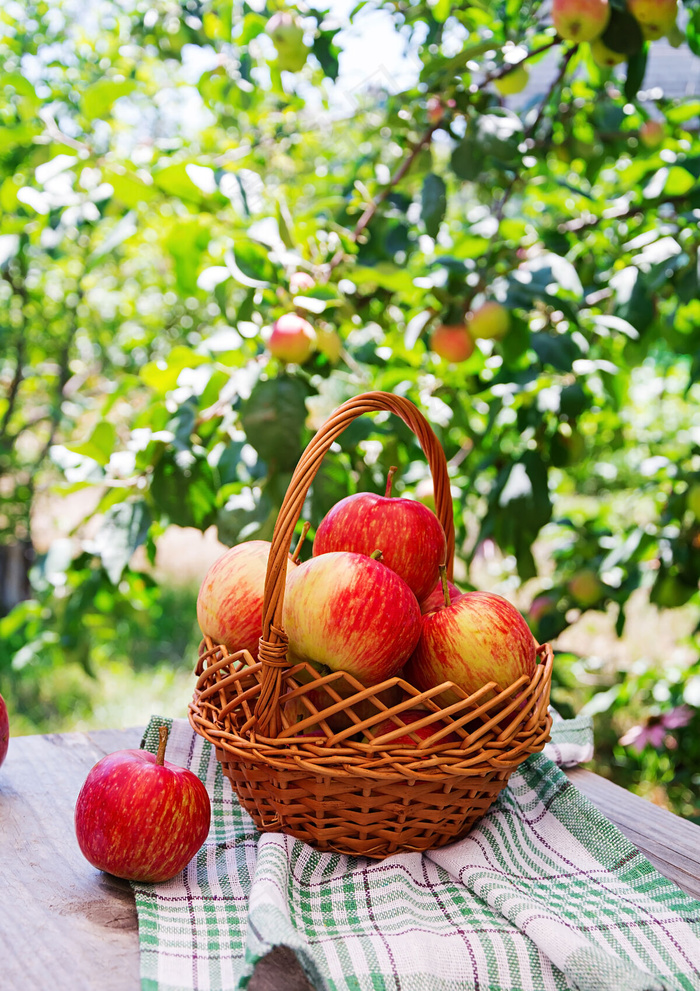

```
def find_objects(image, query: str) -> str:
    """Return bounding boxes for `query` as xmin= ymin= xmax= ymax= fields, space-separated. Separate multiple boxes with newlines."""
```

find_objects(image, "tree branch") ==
xmin=326 ymin=38 xmax=564 ymax=274
xmin=559 ymin=193 xmax=692 ymax=233
xmin=480 ymin=38 xmax=559 ymax=89
xmin=525 ymin=44 xmax=578 ymax=140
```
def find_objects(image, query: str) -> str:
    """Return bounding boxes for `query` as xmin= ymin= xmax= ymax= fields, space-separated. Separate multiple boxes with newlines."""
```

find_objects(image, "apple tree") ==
xmin=2 ymin=0 xmax=700 ymax=813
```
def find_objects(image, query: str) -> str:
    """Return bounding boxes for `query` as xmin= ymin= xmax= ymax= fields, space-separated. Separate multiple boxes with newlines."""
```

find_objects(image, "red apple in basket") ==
xmin=283 ymin=551 xmax=422 ymax=684
xmin=313 ymin=468 xmax=447 ymax=603
xmin=0 ymin=693 xmax=9 ymax=768
xmin=283 ymin=680 xmax=404 ymax=736
xmin=197 ymin=540 xmax=297 ymax=658
xmin=74 ymin=726 xmax=211 ymax=883
xmin=404 ymin=586 xmax=537 ymax=705
xmin=365 ymin=708 xmax=461 ymax=747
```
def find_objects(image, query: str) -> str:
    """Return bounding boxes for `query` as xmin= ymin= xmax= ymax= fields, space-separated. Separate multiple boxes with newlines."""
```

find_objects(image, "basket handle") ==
xmin=254 ymin=391 xmax=455 ymax=734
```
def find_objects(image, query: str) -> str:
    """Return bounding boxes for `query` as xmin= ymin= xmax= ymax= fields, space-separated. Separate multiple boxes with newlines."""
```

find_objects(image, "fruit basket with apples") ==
xmin=190 ymin=392 xmax=552 ymax=860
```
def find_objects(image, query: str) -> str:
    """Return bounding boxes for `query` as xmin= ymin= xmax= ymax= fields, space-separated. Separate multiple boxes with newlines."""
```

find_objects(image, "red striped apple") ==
xmin=313 ymin=469 xmax=447 ymax=603
xmin=197 ymin=540 xmax=297 ymax=658
xmin=283 ymin=551 xmax=422 ymax=684
xmin=0 ymin=693 xmax=8 ymax=768
xmin=366 ymin=708 xmax=460 ymax=746
xmin=74 ymin=726 xmax=210 ymax=883
xmin=404 ymin=591 xmax=537 ymax=705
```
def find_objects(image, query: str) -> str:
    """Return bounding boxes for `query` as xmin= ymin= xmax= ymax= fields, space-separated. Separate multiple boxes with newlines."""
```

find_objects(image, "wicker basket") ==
xmin=189 ymin=391 xmax=553 ymax=859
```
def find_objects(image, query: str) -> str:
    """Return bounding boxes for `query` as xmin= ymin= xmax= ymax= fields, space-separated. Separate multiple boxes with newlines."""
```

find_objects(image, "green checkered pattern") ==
xmin=133 ymin=716 xmax=700 ymax=991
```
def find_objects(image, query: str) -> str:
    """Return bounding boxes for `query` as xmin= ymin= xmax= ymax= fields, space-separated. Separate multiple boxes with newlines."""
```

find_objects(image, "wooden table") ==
xmin=2 ymin=728 xmax=699 ymax=991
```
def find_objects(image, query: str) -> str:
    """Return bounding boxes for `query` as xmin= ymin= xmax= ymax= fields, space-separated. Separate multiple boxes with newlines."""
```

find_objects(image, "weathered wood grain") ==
xmin=565 ymin=767 xmax=700 ymax=901
xmin=0 ymin=726 xmax=144 ymax=991
xmin=1 ymin=729 xmax=698 ymax=991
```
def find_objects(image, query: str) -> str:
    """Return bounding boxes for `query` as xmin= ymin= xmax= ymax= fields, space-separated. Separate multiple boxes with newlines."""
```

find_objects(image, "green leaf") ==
xmin=240 ymin=377 xmax=309 ymax=471
xmin=624 ymin=46 xmax=648 ymax=101
xmin=450 ymin=139 xmax=484 ymax=182
xmin=65 ymin=422 xmax=116 ymax=466
xmin=687 ymin=7 xmax=700 ymax=56
xmin=531 ymin=332 xmax=582 ymax=372
xmin=93 ymin=501 xmax=151 ymax=584
xmin=150 ymin=458 xmax=218 ymax=529
xmin=217 ymin=487 xmax=276 ymax=546
xmin=601 ymin=8 xmax=643 ymax=55
xmin=421 ymin=173 xmax=446 ymax=238
xmin=103 ymin=167 xmax=156 ymax=207
xmin=475 ymin=110 xmax=524 ymax=161
xmin=82 ymin=79 xmax=136 ymax=119
xmin=313 ymin=30 xmax=341 ymax=81
xmin=311 ymin=452 xmax=352 ymax=522
xmin=140 ymin=346 xmax=209 ymax=395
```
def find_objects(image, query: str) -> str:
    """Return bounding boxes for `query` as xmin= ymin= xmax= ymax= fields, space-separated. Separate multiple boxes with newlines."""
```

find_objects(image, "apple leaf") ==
xmin=421 ymin=173 xmax=446 ymax=238
xmin=93 ymin=501 xmax=151 ymax=585
xmin=240 ymin=376 xmax=310 ymax=471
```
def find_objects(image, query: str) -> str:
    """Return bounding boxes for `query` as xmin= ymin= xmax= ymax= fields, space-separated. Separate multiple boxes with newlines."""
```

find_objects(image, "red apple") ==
xmin=366 ymin=708 xmax=460 ymax=746
xmin=289 ymin=271 xmax=315 ymax=293
xmin=639 ymin=120 xmax=665 ymax=149
xmin=567 ymin=569 xmax=602 ymax=607
xmin=427 ymin=96 xmax=444 ymax=124
xmin=430 ymin=323 xmax=474 ymax=362
xmin=420 ymin=576 xmax=460 ymax=614
xmin=74 ymin=726 xmax=210 ymax=883
xmin=552 ymin=0 xmax=610 ymax=41
xmin=313 ymin=470 xmax=447 ymax=603
xmin=197 ymin=540 xmax=297 ymax=658
xmin=268 ymin=313 xmax=316 ymax=363
xmin=528 ymin=594 xmax=557 ymax=624
xmin=404 ymin=591 xmax=537 ymax=705
xmin=283 ymin=551 xmax=422 ymax=684
xmin=0 ymin=693 xmax=8 ymax=768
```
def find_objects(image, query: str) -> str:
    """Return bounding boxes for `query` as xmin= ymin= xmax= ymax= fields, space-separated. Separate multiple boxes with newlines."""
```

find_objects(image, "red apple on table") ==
xmin=404 ymin=586 xmax=537 ymax=705
xmin=313 ymin=468 xmax=447 ymax=603
xmin=197 ymin=540 xmax=297 ymax=658
xmin=268 ymin=313 xmax=316 ymax=364
xmin=74 ymin=726 xmax=211 ymax=883
xmin=365 ymin=708 xmax=460 ymax=746
xmin=0 ymin=693 xmax=9 ymax=768
xmin=283 ymin=551 xmax=422 ymax=684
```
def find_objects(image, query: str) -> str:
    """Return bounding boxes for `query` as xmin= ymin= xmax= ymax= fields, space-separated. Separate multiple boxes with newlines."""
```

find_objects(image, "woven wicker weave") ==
xmin=189 ymin=392 xmax=553 ymax=859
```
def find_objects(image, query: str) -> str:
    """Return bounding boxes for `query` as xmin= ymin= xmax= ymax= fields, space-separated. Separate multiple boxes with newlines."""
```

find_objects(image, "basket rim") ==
xmin=189 ymin=641 xmax=553 ymax=780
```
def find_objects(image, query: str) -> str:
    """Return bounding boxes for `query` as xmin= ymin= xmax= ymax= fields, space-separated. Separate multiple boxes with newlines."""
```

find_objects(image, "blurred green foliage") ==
xmin=2 ymin=0 xmax=700 ymax=815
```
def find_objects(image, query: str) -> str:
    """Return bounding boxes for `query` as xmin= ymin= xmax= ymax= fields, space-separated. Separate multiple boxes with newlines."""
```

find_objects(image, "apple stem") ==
xmin=292 ymin=521 xmax=311 ymax=562
xmin=156 ymin=725 xmax=168 ymax=766
xmin=384 ymin=465 xmax=398 ymax=498
xmin=439 ymin=564 xmax=450 ymax=608
xmin=370 ymin=549 xmax=384 ymax=561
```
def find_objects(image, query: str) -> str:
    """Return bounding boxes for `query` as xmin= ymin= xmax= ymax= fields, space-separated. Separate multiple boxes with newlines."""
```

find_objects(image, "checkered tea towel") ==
xmin=132 ymin=714 xmax=700 ymax=991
